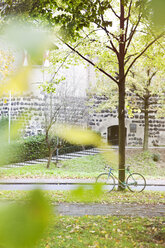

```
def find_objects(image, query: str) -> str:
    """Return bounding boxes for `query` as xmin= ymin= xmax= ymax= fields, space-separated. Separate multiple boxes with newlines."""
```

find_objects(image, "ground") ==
xmin=38 ymin=216 xmax=165 ymax=248
xmin=0 ymin=149 xmax=165 ymax=180
xmin=0 ymin=149 xmax=164 ymax=247
xmin=126 ymin=148 xmax=165 ymax=170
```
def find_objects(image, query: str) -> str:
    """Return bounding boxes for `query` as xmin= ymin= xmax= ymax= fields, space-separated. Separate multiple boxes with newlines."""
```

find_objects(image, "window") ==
xmin=130 ymin=123 xmax=137 ymax=133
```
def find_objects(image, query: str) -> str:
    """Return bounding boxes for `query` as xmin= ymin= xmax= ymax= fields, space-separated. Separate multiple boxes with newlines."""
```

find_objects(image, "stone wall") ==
xmin=0 ymin=94 xmax=88 ymax=137
xmin=88 ymin=96 xmax=165 ymax=146
xmin=0 ymin=93 xmax=165 ymax=146
xmin=0 ymin=94 xmax=45 ymax=136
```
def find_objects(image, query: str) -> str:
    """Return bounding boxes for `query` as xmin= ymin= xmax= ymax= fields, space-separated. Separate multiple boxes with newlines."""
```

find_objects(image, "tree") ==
xmin=127 ymin=48 xmax=165 ymax=150
xmin=50 ymin=0 xmax=165 ymax=189
xmin=88 ymin=47 xmax=165 ymax=151
xmin=41 ymin=80 xmax=88 ymax=169
xmin=44 ymin=101 xmax=61 ymax=169
xmin=2 ymin=0 xmax=165 ymax=189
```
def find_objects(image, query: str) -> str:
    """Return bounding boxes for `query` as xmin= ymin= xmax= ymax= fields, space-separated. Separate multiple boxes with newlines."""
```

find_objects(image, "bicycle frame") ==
xmin=107 ymin=167 xmax=134 ymax=188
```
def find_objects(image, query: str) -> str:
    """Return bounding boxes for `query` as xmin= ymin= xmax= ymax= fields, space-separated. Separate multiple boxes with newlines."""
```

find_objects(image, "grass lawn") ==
xmin=0 ymin=190 xmax=164 ymax=248
xmin=0 ymin=190 xmax=164 ymax=204
xmin=0 ymin=151 xmax=164 ymax=180
xmin=38 ymin=215 xmax=165 ymax=248
xmin=0 ymin=150 xmax=164 ymax=248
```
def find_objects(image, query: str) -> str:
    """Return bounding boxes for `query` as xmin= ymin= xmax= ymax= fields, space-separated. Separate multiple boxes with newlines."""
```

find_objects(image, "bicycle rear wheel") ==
xmin=126 ymin=173 xmax=146 ymax=192
xmin=96 ymin=173 xmax=115 ymax=192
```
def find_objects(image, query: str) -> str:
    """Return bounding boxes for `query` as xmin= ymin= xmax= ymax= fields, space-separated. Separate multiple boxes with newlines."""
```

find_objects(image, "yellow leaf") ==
xmin=52 ymin=124 xmax=118 ymax=166
xmin=108 ymin=220 xmax=113 ymax=224
xmin=0 ymin=66 xmax=31 ymax=96
xmin=98 ymin=143 xmax=118 ymax=165
xmin=93 ymin=241 xmax=100 ymax=248
xmin=53 ymin=124 xmax=102 ymax=146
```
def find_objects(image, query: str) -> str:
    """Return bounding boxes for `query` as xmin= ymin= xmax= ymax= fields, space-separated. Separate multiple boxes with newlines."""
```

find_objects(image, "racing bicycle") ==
xmin=96 ymin=166 xmax=146 ymax=192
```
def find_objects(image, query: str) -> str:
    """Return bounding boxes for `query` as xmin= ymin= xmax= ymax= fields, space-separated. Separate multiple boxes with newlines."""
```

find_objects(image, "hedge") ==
xmin=0 ymin=134 xmax=93 ymax=166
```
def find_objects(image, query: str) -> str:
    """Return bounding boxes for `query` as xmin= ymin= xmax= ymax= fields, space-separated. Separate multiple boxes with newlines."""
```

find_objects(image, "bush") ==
xmin=0 ymin=134 xmax=94 ymax=165
xmin=19 ymin=135 xmax=49 ymax=161
xmin=0 ymin=135 xmax=48 ymax=165
xmin=151 ymin=153 xmax=160 ymax=162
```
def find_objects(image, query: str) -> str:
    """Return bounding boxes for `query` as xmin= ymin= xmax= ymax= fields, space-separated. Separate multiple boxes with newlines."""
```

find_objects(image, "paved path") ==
xmin=56 ymin=203 xmax=165 ymax=217
xmin=0 ymin=178 xmax=164 ymax=217
xmin=0 ymin=183 xmax=165 ymax=191
xmin=0 ymin=178 xmax=164 ymax=185
xmin=0 ymin=179 xmax=165 ymax=191
xmin=0 ymin=201 xmax=164 ymax=217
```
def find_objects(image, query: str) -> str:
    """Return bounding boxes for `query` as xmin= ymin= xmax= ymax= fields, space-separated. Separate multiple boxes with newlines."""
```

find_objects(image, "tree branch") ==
xmin=109 ymin=4 xmax=120 ymax=19
xmin=125 ymin=0 xmax=133 ymax=42
xmin=129 ymin=87 xmax=145 ymax=100
xmin=124 ymin=52 xmax=139 ymax=65
xmin=97 ymin=0 xmax=119 ymax=43
xmin=106 ymin=45 xmax=117 ymax=53
xmin=148 ymin=71 xmax=157 ymax=84
xmin=63 ymin=41 xmax=118 ymax=84
xmin=125 ymin=13 xmax=142 ymax=56
xmin=148 ymin=101 xmax=159 ymax=106
xmin=108 ymin=32 xmax=119 ymax=42
xmin=146 ymin=25 xmax=165 ymax=52
xmin=49 ymin=29 xmax=102 ymax=83
xmin=95 ymin=22 xmax=119 ymax=56
xmin=125 ymin=32 xmax=165 ymax=78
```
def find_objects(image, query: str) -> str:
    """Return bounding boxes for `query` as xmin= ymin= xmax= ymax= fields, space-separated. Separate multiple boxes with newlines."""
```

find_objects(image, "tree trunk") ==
xmin=143 ymin=98 xmax=149 ymax=151
xmin=118 ymin=1 xmax=126 ymax=190
xmin=47 ymin=148 xmax=57 ymax=169
xmin=47 ymin=150 xmax=53 ymax=169
xmin=45 ymin=129 xmax=52 ymax=169
xmin=118 ymin=78 xmax=126 ymax=190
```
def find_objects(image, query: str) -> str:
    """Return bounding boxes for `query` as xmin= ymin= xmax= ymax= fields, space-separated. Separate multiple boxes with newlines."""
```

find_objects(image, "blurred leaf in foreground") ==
xmin=0 ymin=49 xmax=14 ymax=81
xmin=53 ymin=124 xmax=102 ymax=146
xmin=0 ymin=112 xmax=29 ymax=143
xmin=0 ymin=112 xmax=31 ymax=166
xmin=0 ymin=22 xmax=53 ymax=165
xmin=53 ymin=124 xmax=118 ymax=165
xmin=71 ymin=183 xmax=103 ymax=203
xmin=0 ymin=22 xmax=52 ymax=96
xmin=100 ymin=143 xmax=118 ymax=165
xmin=0 ymin=66 xmax=31 ymax=96
xmin=3 ymin=22 xmax=52 ymax=64
xmin=0 ymin=190 xmax=52 ymax=248
xmin=151 ymin=0 xmax=165 ymax=28
xmin=0 ymin=117 xmax=9 ymax=143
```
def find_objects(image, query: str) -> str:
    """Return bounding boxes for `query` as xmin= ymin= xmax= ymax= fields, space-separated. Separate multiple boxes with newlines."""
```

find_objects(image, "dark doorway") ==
xmin=107 ymin=125 xmax=127 ymax=145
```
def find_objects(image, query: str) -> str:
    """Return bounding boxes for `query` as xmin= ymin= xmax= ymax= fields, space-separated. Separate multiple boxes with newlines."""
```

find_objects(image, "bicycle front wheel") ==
xmin=126 ymin=173 xmax=146 ymax=192
xmin=96 ymin=173 xmax=115 ymax=192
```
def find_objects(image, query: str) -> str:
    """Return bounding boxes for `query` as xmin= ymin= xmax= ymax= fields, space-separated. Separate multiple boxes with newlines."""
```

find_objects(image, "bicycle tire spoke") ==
xmin=96 ymin=173 xmax=115 ymax=192
xmin=126 ymin=173 xmax=146 ymax=192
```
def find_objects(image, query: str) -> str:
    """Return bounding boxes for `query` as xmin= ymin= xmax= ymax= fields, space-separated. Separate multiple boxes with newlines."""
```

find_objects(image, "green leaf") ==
xmin=71 ymin=183 xmax=103 ymax=203
xmin=3 ymin=22 xmax=52 ymax=64
xmin=0 ymin=190 xmax=52 ymax=248
xmin=151 ymin=0 xmax=165 ymax=28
